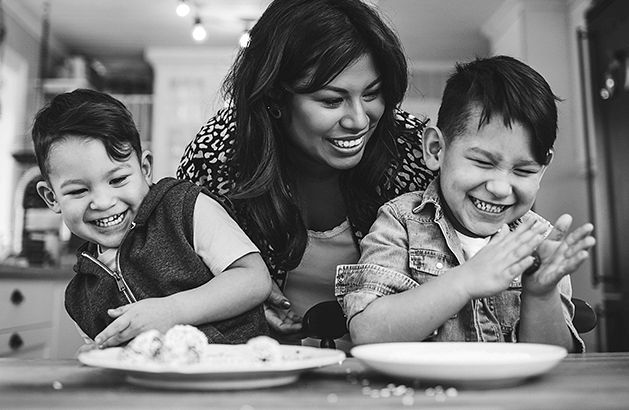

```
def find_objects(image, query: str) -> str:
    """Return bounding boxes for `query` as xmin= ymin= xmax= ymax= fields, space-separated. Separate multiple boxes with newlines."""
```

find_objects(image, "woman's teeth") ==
xmin=472 ymin=198 xmax=507 ymax=214
xmin=331 ymin=136 xmax=363 ymax=149
xmin=94 ymin=212 xmax=125 ymax=227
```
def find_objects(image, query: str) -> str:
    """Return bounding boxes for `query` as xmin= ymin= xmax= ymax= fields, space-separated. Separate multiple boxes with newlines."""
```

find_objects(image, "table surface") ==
xmin=1 ymin=352 xmax=628 ymax=409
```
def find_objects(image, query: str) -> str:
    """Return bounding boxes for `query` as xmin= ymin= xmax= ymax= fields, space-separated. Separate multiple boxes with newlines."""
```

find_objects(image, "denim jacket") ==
xmin=336 ymin=178 xmax=585 ymax=352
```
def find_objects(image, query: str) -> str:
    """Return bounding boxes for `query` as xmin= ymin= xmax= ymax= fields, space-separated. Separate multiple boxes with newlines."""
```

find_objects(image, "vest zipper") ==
xmin=80 ymin=222 xmax=138 ymax=304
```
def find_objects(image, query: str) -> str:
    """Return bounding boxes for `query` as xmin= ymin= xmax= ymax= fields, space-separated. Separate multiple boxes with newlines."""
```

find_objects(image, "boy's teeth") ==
xmin=331 ymin=137 xmax=363 ymax=148
xmin=472 ymin=198 xmax=506 ymax=214
xmin=94 ymin=212 xmax=124 ymax=227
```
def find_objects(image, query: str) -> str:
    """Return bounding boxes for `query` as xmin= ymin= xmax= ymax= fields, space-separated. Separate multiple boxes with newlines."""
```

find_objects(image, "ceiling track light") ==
xmin=175 ymin=0 xmax=190 ymax=17
xmin=192 ymin=16 xmax=207 ymax=42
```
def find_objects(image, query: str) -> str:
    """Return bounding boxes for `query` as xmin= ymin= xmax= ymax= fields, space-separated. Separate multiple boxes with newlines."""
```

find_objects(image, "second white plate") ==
xmin=351 ymin=342 xmax=567 ymax=386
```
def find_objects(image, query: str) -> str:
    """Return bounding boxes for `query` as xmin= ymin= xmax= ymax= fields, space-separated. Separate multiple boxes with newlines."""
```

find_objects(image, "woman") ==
xmin=177 ymin=0 xmax=434 ymax=348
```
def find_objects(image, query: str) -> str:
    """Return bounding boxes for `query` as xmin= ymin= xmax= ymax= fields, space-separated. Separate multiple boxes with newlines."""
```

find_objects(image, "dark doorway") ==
xmin=587 ymin=0 xmax=629 ymax=351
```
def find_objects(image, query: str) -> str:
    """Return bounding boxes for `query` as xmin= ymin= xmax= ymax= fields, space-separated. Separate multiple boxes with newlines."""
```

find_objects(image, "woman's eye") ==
xmin=320 ymin=98 xmax=343 ymax=107
xmin=363 ymin=90 xmax=381 ymax=101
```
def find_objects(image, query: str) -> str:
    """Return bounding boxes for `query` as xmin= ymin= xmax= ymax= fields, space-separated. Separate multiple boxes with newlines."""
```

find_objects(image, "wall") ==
xmin=2 ymin=0 xmax=67 ymax=257
xmin=482 ymin=0 xmax=603 ymax=350
xmin=145 ymin=47 xmax=237 ymax=179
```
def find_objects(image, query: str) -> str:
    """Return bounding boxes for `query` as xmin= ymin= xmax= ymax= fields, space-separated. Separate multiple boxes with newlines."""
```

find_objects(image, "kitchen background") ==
xmin=0 ymin=0 xmax=626 ymax=357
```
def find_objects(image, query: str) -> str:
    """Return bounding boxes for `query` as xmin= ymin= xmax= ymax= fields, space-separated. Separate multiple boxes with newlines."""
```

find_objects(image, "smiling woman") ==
xmin=177 ymin=0 xmax=435 ymax=351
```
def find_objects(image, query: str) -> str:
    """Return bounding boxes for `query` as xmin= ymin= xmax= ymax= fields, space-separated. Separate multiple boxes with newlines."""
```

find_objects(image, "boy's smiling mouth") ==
xmin=471 ymin=197 xmax=509 ymax=214
xmin=93 ymin=211 xmax=126 ymax=228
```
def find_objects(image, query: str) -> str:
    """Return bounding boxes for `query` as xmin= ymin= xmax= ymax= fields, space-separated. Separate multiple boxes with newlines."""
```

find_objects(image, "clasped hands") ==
xmin=459 ymin=213 xmax=595 ymax=300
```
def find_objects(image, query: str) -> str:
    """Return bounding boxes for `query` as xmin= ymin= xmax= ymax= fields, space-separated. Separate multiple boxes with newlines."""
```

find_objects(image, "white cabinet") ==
xmin=0 ymin=267 xmax=83 ymax=359
xmin=145 ymin=47 xmax=238 ymax=179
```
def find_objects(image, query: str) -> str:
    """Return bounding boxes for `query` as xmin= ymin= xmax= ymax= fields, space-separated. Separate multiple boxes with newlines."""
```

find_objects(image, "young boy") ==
xmin=32 ymin=89 xmax=272 ymax=348
xmin=336 ymin=56 xmax=596 ymax=353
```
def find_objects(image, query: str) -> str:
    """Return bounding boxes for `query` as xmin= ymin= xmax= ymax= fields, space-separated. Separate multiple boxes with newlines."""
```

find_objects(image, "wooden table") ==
xmin=1 ymin=353 xmax=628 ymax=409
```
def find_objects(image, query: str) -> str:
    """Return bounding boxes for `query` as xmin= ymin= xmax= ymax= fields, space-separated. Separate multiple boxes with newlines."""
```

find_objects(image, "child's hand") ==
xmin=93 ymin=298 xmax=180 ymax=348
xmin=460 ymin=218 xmax=547 ymax=299
xmin=522 ymin=214 xmax=595 ymax=296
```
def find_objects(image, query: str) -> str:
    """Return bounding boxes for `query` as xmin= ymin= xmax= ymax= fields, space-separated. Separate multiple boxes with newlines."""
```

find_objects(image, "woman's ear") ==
xmin=36 ymin=181 xmax=61 ymax=213
xmin=423 ymin=126 xmax=445 ymax=172
xmin=140 ymin=150 xmax=153 ymax=185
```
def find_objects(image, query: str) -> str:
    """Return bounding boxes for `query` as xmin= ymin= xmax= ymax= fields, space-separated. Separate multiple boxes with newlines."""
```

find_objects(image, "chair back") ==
xmin=301 ymin=297 xmax=598 ymax=348
xmin=301 ymin=300 xmax=348 ymax=349
xmin=572 ymin=297 xmax=598 ymax=333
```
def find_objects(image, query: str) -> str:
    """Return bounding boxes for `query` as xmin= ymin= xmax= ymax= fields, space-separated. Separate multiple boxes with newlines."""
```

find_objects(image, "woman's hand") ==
xmin=264 ymin=282 xmax=302 ymax=335
xmin=523 ymin=214 xmax=595 ymax=296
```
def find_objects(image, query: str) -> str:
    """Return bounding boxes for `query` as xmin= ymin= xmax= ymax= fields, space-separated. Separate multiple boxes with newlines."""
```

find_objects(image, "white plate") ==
xmin=78 ymin=345 xmax=345 ymax=390
xmin=351 ymin=342 xmax=567 ymax=386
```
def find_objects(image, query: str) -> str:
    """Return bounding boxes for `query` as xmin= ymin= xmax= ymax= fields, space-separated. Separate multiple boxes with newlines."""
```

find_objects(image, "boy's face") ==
xmin=37 ymin=136 xmax=152 ymax=250
xmin=424 ymin=110 xmax=549 ymax=237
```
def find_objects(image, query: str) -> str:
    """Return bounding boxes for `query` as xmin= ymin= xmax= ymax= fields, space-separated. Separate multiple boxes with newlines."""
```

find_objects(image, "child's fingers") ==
xmin=547 ymin=214 xmax=573 ymax=241
xmin=507 ymin=254 xmax=538 ymax=278
xmin=106 ymin=305 xmax=130 ymax=318
xmin=94 ymin=317 xmax=131 ymax=347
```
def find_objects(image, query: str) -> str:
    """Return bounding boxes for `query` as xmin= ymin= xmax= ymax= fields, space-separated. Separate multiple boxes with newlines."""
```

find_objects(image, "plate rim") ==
xmin=78 ymin=344 xmax=346 ymax=376
xmin=351 ymin=342 xmax=568 ymax=364
xmin=350 ymin=342 xmax=567 ymax=383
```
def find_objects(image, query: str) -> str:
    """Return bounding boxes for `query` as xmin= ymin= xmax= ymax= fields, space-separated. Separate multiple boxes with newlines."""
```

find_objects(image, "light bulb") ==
xmin=192 ymin=18 xmax=207 ymax=42
xmin=239 ymin=31 xmax=251 ymax=48
xmin=176 ymin=0 xmax=190 ymax=17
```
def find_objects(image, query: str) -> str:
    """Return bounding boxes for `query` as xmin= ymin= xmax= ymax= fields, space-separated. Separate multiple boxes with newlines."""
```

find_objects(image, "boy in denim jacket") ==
xmin=32 ymin=89 xmax=271 ymax=348
xmin=336 ymin=56 xmax=595 ymax=352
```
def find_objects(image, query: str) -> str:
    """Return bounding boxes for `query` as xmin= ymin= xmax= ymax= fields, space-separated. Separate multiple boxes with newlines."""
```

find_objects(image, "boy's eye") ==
xmin=473 ymin=159 xmax=493 ymax=167
xmin=514 ymin=168 xmax=540 ymax=176
xmin=67 ymin=188 xmax=87 ymax=196
xmin=111 ymin=176 xmax=128 ymax=185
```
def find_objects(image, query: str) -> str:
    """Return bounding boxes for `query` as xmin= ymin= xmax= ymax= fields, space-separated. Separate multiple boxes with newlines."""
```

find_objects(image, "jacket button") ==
xmin=436 ymin=262 xmax=444 ymax=269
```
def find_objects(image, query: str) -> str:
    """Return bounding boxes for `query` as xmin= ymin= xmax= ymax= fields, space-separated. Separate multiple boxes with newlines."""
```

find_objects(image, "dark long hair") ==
xmin=223 ymin=0 xmax=409 ymax=270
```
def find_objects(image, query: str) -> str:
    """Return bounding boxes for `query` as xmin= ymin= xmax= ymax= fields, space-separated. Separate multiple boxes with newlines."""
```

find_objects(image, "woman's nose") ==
xmin=340 ymin=100 xmax=370 ymax=131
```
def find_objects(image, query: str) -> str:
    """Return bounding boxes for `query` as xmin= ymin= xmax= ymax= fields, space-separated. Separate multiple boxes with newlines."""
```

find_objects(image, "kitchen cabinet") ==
xmin=0 ymin=265 xmax=83 ymax=359
xmin=145 ymin=47 xmax=237 ymax=179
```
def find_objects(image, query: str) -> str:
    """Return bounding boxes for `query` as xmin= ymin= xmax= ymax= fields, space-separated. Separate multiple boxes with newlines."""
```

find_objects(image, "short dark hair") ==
xmin=32 ymin=89 xmax=141 ymax=179
xmin=436 ymin=55 xmax=559 ymax=165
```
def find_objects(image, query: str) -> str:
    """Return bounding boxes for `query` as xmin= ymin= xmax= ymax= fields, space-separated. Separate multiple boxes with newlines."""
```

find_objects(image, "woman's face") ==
xmin=283 ymin=53 xmax=385 ymax=173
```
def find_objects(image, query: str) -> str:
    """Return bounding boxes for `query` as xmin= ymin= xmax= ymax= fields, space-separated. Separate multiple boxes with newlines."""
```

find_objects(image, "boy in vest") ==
xmin=33 ymin=89 xmax=271 ymax=348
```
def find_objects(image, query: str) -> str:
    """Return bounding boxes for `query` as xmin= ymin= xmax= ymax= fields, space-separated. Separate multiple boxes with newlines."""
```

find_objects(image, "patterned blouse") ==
xmin=177 ymin=106 xmax=435 ymax=284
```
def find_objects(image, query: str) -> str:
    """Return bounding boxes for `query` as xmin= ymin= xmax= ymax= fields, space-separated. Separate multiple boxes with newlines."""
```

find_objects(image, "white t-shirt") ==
xmin=455 ymin=231 xmax=491 ymax=261
xmin=98 ymin=193 xmax=259 ymax=274
xmin=284 ymin=219 xmax=359 ymax=352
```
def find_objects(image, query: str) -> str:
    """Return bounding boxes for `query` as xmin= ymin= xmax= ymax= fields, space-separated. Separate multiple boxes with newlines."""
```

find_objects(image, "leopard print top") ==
xmin=177 ymin=106 xmax=435 ymax=281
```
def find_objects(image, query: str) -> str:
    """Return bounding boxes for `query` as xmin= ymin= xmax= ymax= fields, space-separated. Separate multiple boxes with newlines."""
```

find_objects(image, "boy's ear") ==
xmin=423 ymin=126 xmax=445 ymax=172
xmin=36 ymin=181 xmax=61 ymax=213
xmin=140 ymin=150 xmax=153 ymax=184
xmin=539 ymin=149 xmax=554 ymax=178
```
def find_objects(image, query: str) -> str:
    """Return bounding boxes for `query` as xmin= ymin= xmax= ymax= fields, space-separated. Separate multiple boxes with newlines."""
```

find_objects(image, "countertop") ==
xmin=1 ymin=353 xmax=629 ymax=409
